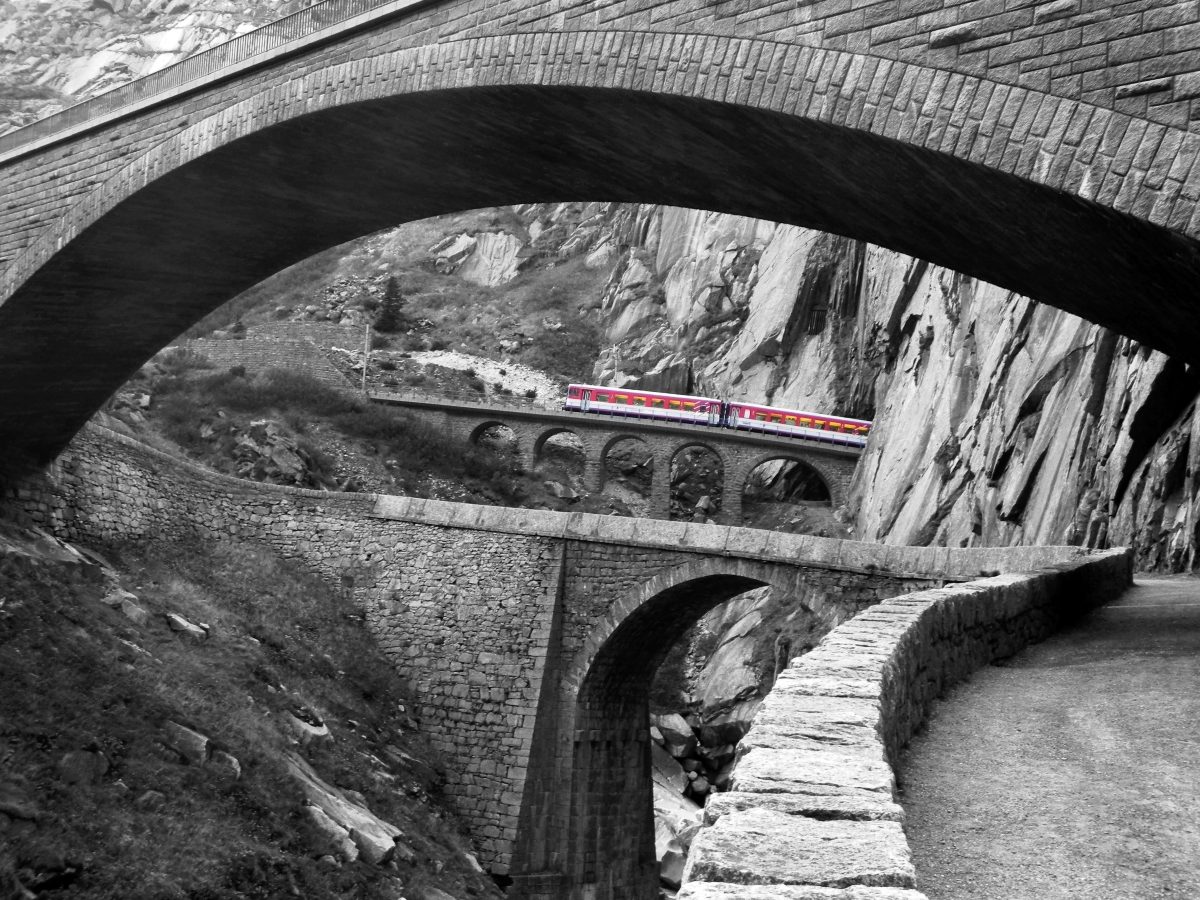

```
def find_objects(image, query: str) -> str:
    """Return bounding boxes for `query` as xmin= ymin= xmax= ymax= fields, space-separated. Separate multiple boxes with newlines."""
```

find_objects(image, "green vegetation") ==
xmin=0 ymin=529 xmax=500 ymax=900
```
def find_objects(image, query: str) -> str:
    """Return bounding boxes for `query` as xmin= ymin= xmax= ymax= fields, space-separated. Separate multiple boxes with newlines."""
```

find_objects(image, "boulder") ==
xmin=120 ymin=597 xmax=150 ymax=626
xmin=0 ymin=781 xmax=40 ymax=822
xmin=165 ymin=613 xmax=206 ymax=641
xmin=162 ymin=721 xmax=210 ymax=765
xmin=58 ymin=750 xmax=108 ymax=785
xmin=651 ymin=742 xmax=689 ymax=795
xmin=286 ymin=752 xmax=401 ymax=865
xmin=651 ymin=712 xmax=696 ymax=757
xmin=304 ymin=803 xmax=359 ymax=862
xmin=208 ymin=750 xmax=241 ymax=782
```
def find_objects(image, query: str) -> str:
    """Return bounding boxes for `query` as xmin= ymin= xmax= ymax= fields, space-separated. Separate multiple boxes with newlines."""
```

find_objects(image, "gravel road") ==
xmin=900 ymin=577 xmax=1200 ymax=899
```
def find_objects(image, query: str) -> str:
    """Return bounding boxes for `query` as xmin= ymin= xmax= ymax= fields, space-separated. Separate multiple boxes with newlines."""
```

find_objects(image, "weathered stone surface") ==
xmin=682 ymin=809 xmax=915 ymax=888
xmin=165 ymin=613 xmax=206 ymax=641
xmin=286 ymin=753 xmax=401 ymax=865
xmin=703 ymin=791 xmax=904 ymax=825
xmin=730 ymin=747 xmax=894 ymax=799
xmin=304 ymin=803 xmax=360 ymax=862
xmin=119 ymin=596 xmax=150 ymax=626
xmin=678 ymin=884 xmax=928 ymax=899
xmin=58 ymin=750 xmax=108 ymax=785
xmin=208 ymin=750 xmax=242 ymax=782
xmin=162 ymin=721 xmax=210 ymax=765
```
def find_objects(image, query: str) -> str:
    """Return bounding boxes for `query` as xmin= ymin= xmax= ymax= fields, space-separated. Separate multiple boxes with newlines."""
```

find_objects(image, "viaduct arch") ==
xmin=375 ymin=391 xmax=860 ymax=519
xmin=1 ymin=23 xmax=1200 ymax=463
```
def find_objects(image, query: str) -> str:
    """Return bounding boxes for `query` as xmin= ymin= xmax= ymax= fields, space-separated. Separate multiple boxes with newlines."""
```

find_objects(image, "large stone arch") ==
xmin=514 ymin=556 xmax=819 ymax=898
xmin=5 ymin=31 xmax=1200 ymax=464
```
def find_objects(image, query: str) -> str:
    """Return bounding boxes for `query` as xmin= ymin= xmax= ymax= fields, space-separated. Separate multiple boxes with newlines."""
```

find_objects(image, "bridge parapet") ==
xmin=680 ymin=548 xmax=1133 ymax=896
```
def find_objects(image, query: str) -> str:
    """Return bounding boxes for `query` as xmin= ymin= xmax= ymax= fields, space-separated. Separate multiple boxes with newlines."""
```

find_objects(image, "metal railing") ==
xmin=0 ymin=0 xmax=419 ymax=157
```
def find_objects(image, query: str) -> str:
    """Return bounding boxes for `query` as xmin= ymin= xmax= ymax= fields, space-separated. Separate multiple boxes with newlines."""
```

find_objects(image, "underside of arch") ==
xmin=4 ymin=56 xmax=1200 ymax=465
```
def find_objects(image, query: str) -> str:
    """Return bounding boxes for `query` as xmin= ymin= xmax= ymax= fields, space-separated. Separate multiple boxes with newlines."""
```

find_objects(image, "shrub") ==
xmin=429 ymin=338 xmax=449 ymax=351
xmin=378 ymin=360 xmax=396 ymax=372
xmin=370 ymin=334 xmax=391 ymax=350
xmin=228 ymin=365 xmax=246 ymax=378
xmin=468 ymin=377 xmax=485 ymax=393
xmin=373 ymin=276 xmax=408 ymax=333
xmin=525 ymin=388 xmax=537 ymax=399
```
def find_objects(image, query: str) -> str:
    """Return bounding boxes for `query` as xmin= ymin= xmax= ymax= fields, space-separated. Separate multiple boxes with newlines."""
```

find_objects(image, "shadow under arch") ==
xmin=513 ymin=556 xmax=819 ymax=898
xmin=741 ymin=452 xmax=834 ymax=503
xmin=5 ymin=33 xmax=1200 ymax=465
xmin=532 ymin=426 xmax=586 ymax=466
xmin=599 ymin=433 xmax=653 ymax=492
xmin=469 ymin=419 xmax=518 ymax=446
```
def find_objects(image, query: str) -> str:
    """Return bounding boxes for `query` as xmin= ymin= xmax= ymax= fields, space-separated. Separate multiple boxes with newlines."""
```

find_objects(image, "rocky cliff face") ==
xmin=0 ymin=0 xmax=291 ymax=133
xmin=588 ymin=205 xmax=1200 ymax=571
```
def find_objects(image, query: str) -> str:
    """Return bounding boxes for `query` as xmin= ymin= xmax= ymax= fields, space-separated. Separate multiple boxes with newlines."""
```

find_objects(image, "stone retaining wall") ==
xmin=678 ymin=548 xmax=1133 ymax=897
xmin=183 ymin=335 xmax=355 ymax=390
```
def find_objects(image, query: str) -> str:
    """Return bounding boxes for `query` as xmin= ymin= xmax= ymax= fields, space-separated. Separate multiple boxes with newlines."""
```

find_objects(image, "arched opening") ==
xmin=741 ymin=456 xmax=834 ymax=533
xmin=669 ymin=445 xmax=724 ymax=522
xmin=601 ymin=436 xmax=653 ymax=518
xmin=533 ymin=429 xmax=586 ymax=499
xmin=471 ymin=422 xmax=520 ymax=462
xmin=553 ymin=562 xmax=846 ymax=898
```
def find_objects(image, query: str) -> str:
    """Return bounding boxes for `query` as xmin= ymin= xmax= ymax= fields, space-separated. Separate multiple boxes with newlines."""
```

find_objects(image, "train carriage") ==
xmin=725 ymin=400 xmax=871 ymax=447
xmin=563 ymin=384 xmax=722 ymax=426
xmin=563 ymin=384 xmax=871 ymax=447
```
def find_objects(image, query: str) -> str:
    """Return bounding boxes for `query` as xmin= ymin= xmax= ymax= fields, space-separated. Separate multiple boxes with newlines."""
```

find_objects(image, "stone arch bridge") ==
xmin=1 ymin=0 xmax=1200 ymax=467
xmin=8 ymin=423 xmax=1101 ymax=899
xmin=370 ymin=390 xmax=862 ymax=521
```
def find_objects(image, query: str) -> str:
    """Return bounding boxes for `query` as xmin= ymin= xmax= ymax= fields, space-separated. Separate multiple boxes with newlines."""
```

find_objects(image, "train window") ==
xmin=568 ymin=387 xmax=580 ymax=397
xmin=596 ymin=393 xmax=609 ymax=402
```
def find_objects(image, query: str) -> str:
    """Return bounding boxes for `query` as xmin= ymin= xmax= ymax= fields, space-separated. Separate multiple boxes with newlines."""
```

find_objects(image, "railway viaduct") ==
xmin=1 ymin=0 xmax=1200 ymax=469
xmin=369 ymin=390 xmax=863 ymax=521
xmin=7 ymin=423 xmax=1110 ymax=898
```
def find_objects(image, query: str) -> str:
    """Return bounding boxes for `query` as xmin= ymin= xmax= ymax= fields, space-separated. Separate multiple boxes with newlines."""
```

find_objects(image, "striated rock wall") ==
xmin=0 ymin=0 xmax=293 ymax=133
xmin=589 ymin=206 xmax=1200 ymax=570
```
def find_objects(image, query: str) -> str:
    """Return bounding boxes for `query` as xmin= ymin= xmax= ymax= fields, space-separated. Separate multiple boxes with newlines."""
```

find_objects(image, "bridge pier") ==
xmin=718 ymin=471 xmax=743 ymax=526
xmin=648 ymin=451 xmax=671 ymax=520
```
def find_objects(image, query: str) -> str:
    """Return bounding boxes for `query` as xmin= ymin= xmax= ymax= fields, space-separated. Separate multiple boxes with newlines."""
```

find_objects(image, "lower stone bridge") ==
xmin=371 ymin=390 xmax=863 ymax=522
xmin=9 ymin=424 xmax=1101 ymax=899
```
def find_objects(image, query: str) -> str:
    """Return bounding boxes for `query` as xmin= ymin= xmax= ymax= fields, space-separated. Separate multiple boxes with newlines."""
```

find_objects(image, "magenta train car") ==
xmin=562 ymin=384 xmax=871 ymax=447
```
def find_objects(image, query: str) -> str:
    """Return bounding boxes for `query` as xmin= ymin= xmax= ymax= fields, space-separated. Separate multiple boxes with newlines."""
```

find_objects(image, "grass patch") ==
xmin=0 ymin=531 xmax=500 ymax=900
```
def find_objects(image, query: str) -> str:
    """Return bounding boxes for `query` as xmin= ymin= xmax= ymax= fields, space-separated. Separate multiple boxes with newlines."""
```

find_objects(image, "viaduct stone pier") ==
xmin=370 ymin=390 xmax=863 ymax=521
xmin=2 ymin=0 xmax=1200 ymax=467
xmin=6 ymin=423 xmax=1111 ymax=898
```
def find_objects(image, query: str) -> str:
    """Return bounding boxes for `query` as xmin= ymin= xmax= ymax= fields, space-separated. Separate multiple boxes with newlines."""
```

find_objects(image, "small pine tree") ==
xmin=374 ymin=276 xmax=407 ymax=333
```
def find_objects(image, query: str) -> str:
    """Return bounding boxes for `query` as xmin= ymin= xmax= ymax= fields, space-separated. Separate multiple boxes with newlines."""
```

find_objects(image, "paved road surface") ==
xmin=901 ymin=577 xmax=1200 ymax=899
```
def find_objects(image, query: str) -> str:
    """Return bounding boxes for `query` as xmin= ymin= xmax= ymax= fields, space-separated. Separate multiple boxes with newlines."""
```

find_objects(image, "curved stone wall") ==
xmin=679 ymin=547 xmax=1132 ymax=897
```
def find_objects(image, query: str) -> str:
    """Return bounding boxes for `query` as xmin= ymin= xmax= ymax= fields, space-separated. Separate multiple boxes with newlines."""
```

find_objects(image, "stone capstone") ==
xmin=682 ymin=809 xmax=916 ymax=888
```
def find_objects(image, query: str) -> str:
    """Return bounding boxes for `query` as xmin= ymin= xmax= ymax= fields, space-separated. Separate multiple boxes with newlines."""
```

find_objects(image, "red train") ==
xmin=563 ymin=384 xmax=871 ymax=447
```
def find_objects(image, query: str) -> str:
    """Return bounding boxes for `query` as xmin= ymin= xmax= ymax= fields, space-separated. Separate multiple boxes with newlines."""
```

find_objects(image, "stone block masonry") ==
xmin=680 ymin=548 xmax=1133 ymax=896
xmin=5 ymin=12 xmax=1200 ymax=467
xmin=6 ymin=422 xmax=1109 ymax=889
